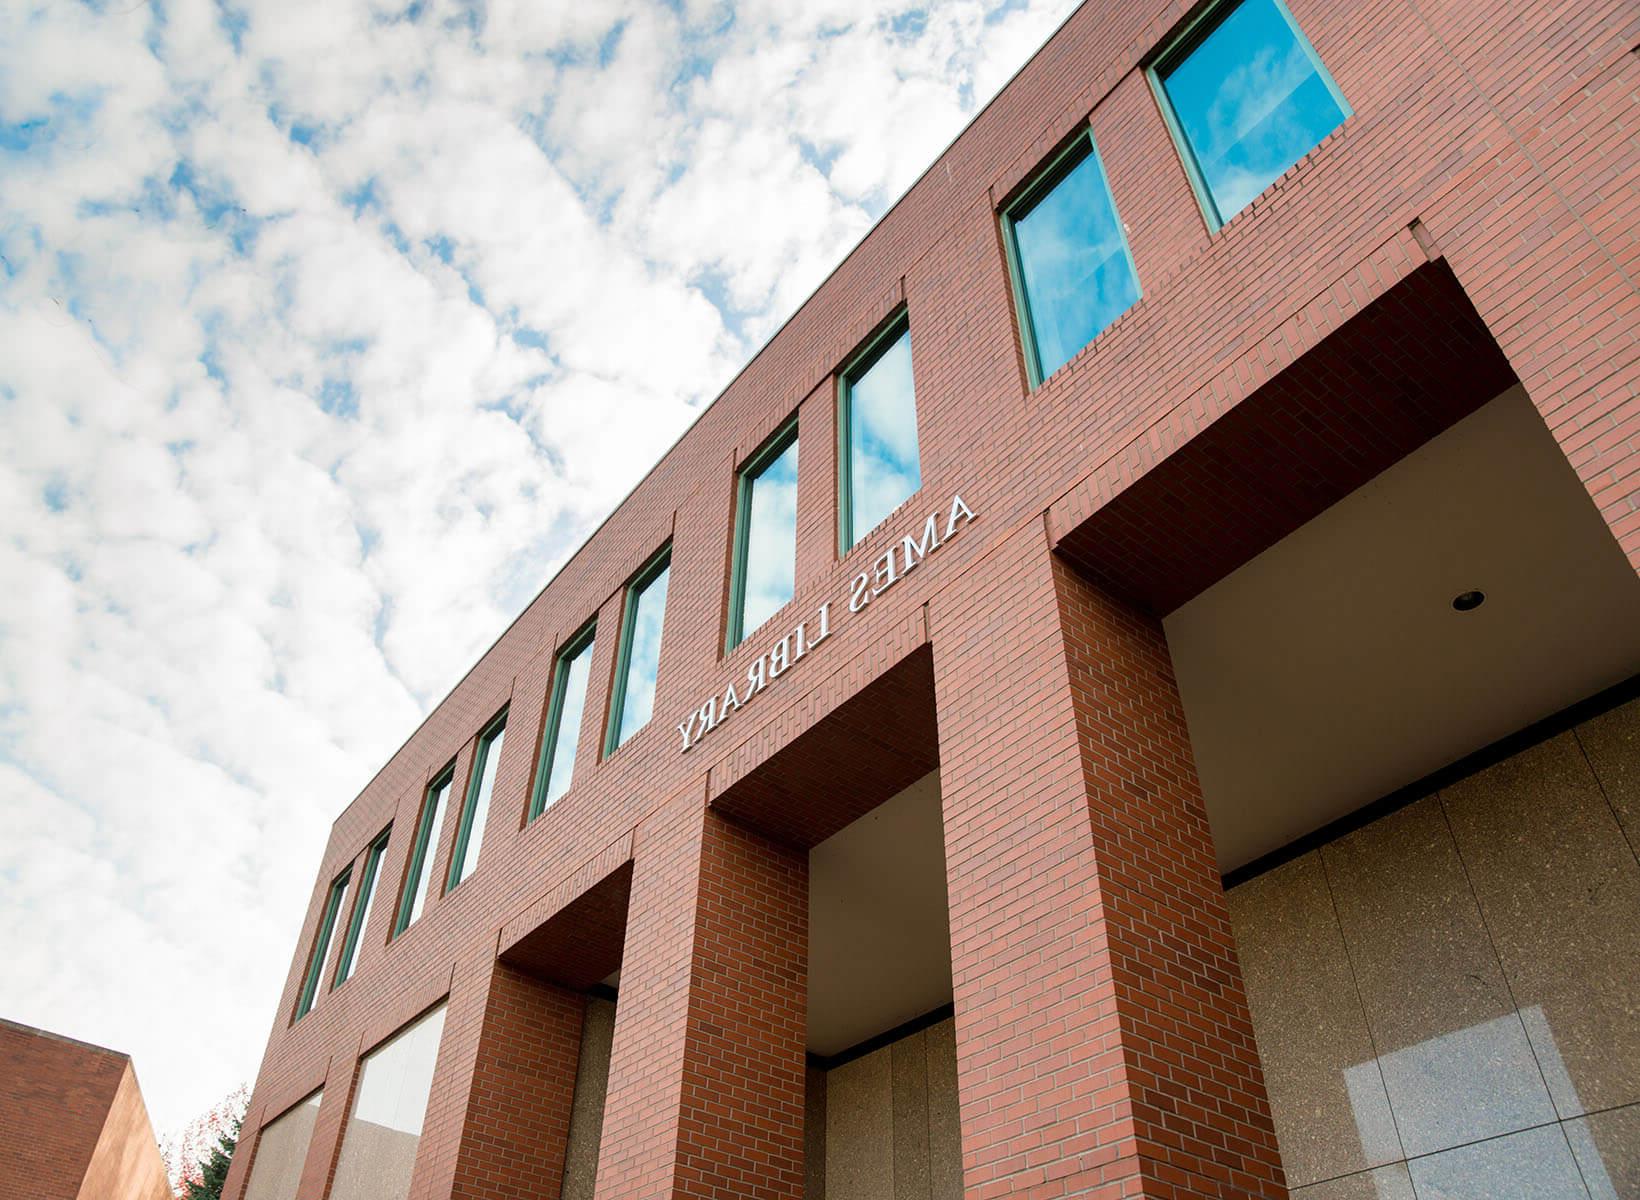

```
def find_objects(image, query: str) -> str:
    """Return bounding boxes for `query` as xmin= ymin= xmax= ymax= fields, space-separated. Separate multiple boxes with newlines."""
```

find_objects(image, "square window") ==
xmin=607 ymin=551 xmax=670 ymax=756
xmin=1152 ymin=0 xmax=1350 ymax=228
xmin=840 ymin=315 xmax=921 ymax=549
xmin=532 ymin=621 xmax=597 ymax=816
xmin=728 ymin=421 xmax=799 ymax=649
xmin=1003 ymin=132 xmax=1141 ymax=386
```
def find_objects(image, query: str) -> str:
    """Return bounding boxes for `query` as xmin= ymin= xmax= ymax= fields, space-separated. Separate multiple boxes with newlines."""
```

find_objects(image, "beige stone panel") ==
xmin=1575 ymin=695 xmax=1640 ymax=846
xmin=1442 ymin=731 xmax=1640 ymax=1117
xmin=806 ymin=1065 xmax=828 ymax=1200
xmin=242 ymin=1091 xmax=321 ymax=1200
xmin=1289 ymin=1163 xmax=1415 ymax=1200
xmin=1565 ymin=1102 xmax=1640 ymax=1200
xmin=562 ymin=996 xmax=615 ymax=1200
xmin=923 ymin=1019 xmax=961 ymax=1200
xmin=1405 ymin=1124 xmax=1590 ymax=1199
xmin=891 ymin=1029 xmax=931 ymax=1200
xmin=1321 ymin=796 xmax=1555 ymax=1157
xmin=328 ymin=1122 xmax=419 ymax=1200
xmin=826 ymin=1045 xmax=894 ymax=1200
xmin=1226 ymin=853 xmax=1401 ymax=1185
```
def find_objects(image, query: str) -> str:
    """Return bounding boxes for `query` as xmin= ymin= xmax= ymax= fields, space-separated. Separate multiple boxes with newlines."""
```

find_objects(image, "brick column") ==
xmin=930 ymin=523 xmax=1284 ymax=1200
xmin=593 ymin=805 xmax=808 ymax=1200
xmin=450 ymin=961 xmax=587 ymax=1200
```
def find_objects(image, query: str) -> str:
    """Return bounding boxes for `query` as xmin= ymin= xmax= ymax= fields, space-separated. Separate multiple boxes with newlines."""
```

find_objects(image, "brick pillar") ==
xmin=450 ymin=961 xmax=587 ymax=1200
xmin=593 ymin=805 xmax=808 ymax=1200
xmin=931 ymin=523 xmax=1284 ymax=1200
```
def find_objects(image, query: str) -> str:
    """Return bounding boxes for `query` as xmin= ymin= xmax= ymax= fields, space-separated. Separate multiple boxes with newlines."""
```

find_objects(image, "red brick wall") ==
xmin=451 ymin=964 xmax=586 ymax=1200
xmin=74 ymin=1064 xmax=173 ymax=1200
xmin=0 ymin=1022 xmax=157 ymax=1200
xmin=226 ymin=1 xmax=1640 ymax=1197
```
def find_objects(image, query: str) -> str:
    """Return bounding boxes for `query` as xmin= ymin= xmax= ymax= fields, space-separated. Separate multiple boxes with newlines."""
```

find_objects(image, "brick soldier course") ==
xmin=224 ymin=0 xmax=1640 ymax=1197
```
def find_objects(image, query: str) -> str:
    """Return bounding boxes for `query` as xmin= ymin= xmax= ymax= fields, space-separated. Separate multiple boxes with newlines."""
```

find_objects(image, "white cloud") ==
xmin=0 ymin=0 xmax=1078 ymax=1139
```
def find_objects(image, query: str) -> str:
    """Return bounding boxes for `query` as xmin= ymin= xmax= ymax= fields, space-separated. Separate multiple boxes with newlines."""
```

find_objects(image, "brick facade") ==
xmin=0 ymin=1020 xmax=171 ymax=1200
xmin=225 ymin=0 xmax=1640 ymax=1197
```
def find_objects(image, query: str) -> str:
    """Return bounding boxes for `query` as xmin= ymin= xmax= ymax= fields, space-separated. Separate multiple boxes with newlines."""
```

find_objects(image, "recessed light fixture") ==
xmin=1452 ymin=590 xmax=1486 ymax=612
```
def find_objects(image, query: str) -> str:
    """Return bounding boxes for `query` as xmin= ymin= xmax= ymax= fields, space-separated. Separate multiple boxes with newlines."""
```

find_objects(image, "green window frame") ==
xmin=838 ymin=311 xmax=920 ymax=551
xmin=1000 ymin=129 xmax=1140 ymax=389
xmin=447 ymin=709 xmax=507 ymax=891
xmin=1146 ymin=0 xmax=1351 ymax=230
xmin=530 ymin=620 xmax=597 ymax=819
xmin=295 ymin=867 xmax=351 ymax=1020
xmin=605 ymin=547 xmax=671 ymax=756
xmin=727 ymin=417 xmax=800 ymax=651
xmin=395 ymin=766 xmax=453 ymax=937
xmin=331 ymin=827 xmax=389 ymax=988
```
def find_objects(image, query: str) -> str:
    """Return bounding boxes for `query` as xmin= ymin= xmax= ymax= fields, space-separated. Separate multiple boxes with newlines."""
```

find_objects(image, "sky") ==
xmin=0 ymin=0 xmax=1083 ymax=1139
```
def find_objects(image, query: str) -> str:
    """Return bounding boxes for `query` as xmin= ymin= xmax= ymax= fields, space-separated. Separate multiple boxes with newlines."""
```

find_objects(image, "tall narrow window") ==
xmin=395 ymin=768 xmax=452 ymax=935
xmin=840 ymin=316 xmax=920 ymax=549
xmin=332 ymin=829 xmax=388 ymax=987
xmin=728 ymin=422 xmax=799 ymax=649
xmin=329 ymin=1004 xmax=447 ymax=1200
xmin=1151 ymin=0 xmax=1350 ymax=228
xmin=448 ymin=712 xmax=506 ymax=890
xmin=295 ymin=869 xmax=350 ymax=1020
xmin=1003 ymin=131 xmax=1140 ymax=386
xmin=531 ymin=623 xmax=596 ymax=818
xmin=607 ymin=551 xmax=670 ymax=754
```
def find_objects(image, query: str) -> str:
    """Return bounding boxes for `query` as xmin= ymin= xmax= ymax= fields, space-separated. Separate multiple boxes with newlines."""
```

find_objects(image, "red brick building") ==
xmin=225 ymin=1 xmax=1640 ymax=1197
xmin=0 ymin=1019 xmax=172 ymax=1200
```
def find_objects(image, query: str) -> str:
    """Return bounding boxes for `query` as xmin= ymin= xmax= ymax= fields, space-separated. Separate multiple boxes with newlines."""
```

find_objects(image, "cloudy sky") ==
xmin=0 ymin=0 xmax=1078 ymax=1137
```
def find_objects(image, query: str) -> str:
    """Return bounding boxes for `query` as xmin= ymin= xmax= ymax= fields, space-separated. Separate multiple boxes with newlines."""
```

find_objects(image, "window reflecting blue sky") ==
xmin=1012 ymin=141 xmax=1140 ymax=381
xmin=1162 ymin=0 xmax=1348 ymax=223
xmin=616 ymin=562 xmax=669 ymax=746
xmin=453 ymin=720 xmax=503 ymax=884
xmin=848 ymin=327 xmax=920 ymax=544
xmin=542 ymin=636 xmax=594 ymax=810
xmin=738 ymin=436 xmax=798 ymax=642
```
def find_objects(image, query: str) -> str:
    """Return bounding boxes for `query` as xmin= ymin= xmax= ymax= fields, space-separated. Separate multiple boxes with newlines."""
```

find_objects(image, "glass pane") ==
xmin=330 ymin=1005 xmax=447 ymax=1200
xmin=542 ymin=636 xmax=595 ymax=810
xmin=1162 ymin=0 xmax=1347 ymax=222
xmin=616 ymin=563 xmax=669 ymax=747
xmin=242 ymin=1091 xmax=322 ymax=1200
xmin=1012 ymin=142 xmax=1139 ymax=381
xmin=737 ymin=436 xmax=799 ymax=642
xmin=335 ymin=838 xmax=384 ymax=985
xmin=299 ymin=873 xmax=349 ymax=1017
xmin=453 ymin=722 xmax=504 ymax=886
xmin=403 ymin=776 xmax=449 ymax=929
xmin=847 ymin=327 xmax=920 ymax=545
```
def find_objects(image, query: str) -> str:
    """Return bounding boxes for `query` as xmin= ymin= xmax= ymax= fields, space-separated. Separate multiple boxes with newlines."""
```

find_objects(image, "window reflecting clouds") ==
xmin=1008 ymin=138 xmax=1139 ymax=383
xmin=613 ymin=561 xmax=668 ymax=749
xmin=1158 ymin=0 xmax=1348 ymax=225
xmin=536 ymin=629 xmax=595 ymax=815
xmin=845 ymin=324 xmax=920 ymax=546
xmin=734 ymin=432 xmax=798 ymax=645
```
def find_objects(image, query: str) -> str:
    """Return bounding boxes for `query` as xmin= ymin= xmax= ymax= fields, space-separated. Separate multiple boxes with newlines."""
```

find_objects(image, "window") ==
xmin=329 ymin=1004 xmax=447 ymax=1200
xmin=1002 ymin=132 xmax=1140 ymax=386
xmin=448 ymin=712 xmax=506 ymax=890
xmin=840 ymin=316 xmax=920 ymax=548
xmin=241 ymin=1090 xmax=322 ymax=1200
xmin=728 ymin=421 xmax=799 ymax=649
xmin=395 ymin=769 xmax=452 ymax=935
xmin=332 ymin=829 xmax=388 ymax=988
xmin=531 ymin=624 xmax=596 ymax=818
xmin=295 ymin=869 xmax=350 ymax=1020
xmin=607 ymin=550 xmax=670 ymax=754
xmin=1151 ymin=0 xmax=1350 ymax=229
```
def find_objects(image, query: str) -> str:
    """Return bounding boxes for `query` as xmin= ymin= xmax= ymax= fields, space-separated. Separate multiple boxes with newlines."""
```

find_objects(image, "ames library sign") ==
xmin=675 ymin=494 xmax=976 ymax=753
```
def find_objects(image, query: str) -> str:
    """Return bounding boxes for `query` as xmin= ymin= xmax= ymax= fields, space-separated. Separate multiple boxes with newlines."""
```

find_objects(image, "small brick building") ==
xmin=0 ymin=1019 xmax=172 ymax=1200
xmin=225 ymin=0 xmax=1640 ymax=1197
